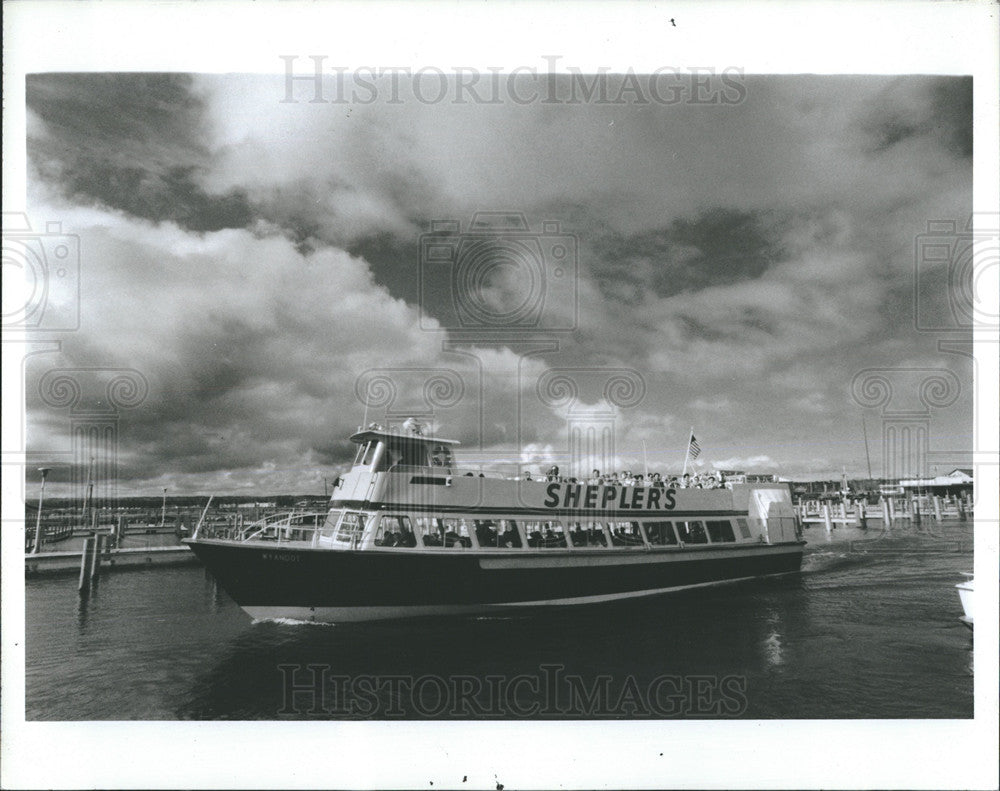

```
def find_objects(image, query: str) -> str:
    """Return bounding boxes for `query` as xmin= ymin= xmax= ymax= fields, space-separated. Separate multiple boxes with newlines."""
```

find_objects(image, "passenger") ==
xmin=589 ymin=469 xmax=602 ymax=485
xmin=465 ymin=471 xmax=475 ymax=476
xmin=524 ymin=471 xmax=533 ymax=481
xmin=681 ymin=473 xmax=691 ymax=488
xmin=706 ymin=475 xmax=718 ymax=489
xmin=546 ymin=465 xmax=560 ymax=482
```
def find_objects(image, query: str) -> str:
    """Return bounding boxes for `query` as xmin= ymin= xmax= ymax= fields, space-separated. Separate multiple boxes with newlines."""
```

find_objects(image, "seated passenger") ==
xmin=501 ymin=525 xmax=521 ymax=547
xmin=546 ymin=465 xmax=560 ymax=482
xmin=398 ymin=530 xmax=416 ymax=548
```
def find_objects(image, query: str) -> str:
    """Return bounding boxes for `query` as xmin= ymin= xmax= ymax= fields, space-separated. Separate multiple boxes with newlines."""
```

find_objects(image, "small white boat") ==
xmin=955 ymin=573 xmax=973 ymax=629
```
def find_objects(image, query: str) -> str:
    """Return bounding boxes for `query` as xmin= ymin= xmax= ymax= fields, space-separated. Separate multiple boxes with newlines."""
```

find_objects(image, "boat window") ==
xmin=415 ymin=516 xmax=471 ymax=548
xmin=374 ymin=515 xmax=416 ymax=547
xmin=568 ymin=521 xmax=609 ymax=547
xmin=377 ymin=446 xmax=401 ymax=472
xmin=735 ymin=518 xmax=752 ymax=539
xmin=442 ymin=517 xmax=472 ymax=547
xmin=642 ymin=520 xmax=678 ymax=546
xmin=353 ymin=443 xmax=369 ymax=465
xmin=675 ymin=520 xmax=708 ymax=544
xmin=362 ymin=442 xmax=379 ymax=465
xmin=610 ymin=520 xmax=645 ymax=547
xmin=705 ymin=519 xmax=737 ymax=543
xmin=523 ymin=520 xmax=567 ymax=548
xmin=430 ymin=444 xmax=454 ymax=468
xmin=381 ymin=441 xmax=429 ymax=471
xmin=416 ymin=516 xmax=441 ymax=547
xmin=334 ymin=512 xmax=367 ymax=544
xmin=474 ymin=518 xmax=523 ymax=548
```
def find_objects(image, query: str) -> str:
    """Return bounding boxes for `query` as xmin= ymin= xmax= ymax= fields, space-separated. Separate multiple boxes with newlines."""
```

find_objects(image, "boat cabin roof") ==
xmin=349 ymin=426 xmax=460 ymax=447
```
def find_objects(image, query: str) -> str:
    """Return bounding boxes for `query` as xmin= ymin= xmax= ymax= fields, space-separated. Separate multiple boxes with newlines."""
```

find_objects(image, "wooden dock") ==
xmin=796 ymin=493 xmax=972 ymax=530
xmin=25 ymin=542 xmax=197 ymax=579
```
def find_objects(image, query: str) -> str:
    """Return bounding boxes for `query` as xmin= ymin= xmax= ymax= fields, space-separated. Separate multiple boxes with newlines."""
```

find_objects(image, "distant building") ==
xmin=899 ymin=469 xmax=974 ymax=495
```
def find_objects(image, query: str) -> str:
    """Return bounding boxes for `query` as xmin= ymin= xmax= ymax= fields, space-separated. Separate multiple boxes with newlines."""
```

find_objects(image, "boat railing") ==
xmin=197 ymin=511 xmax=329 ymax=544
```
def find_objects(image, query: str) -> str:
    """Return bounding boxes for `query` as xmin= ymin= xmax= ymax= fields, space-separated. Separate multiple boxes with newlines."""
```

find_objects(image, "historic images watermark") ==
xmin=279 ymin=57 xmax=747 ymax=106
xmin=2 ymin=212 xmax=81 ymax=333
xmin=913 ymin=215 xmax=999 ymax=334
xmin=419 ymin=212 xmax=578 ymax=334
xmin=277 ymin=664 xmax=748 ymax=718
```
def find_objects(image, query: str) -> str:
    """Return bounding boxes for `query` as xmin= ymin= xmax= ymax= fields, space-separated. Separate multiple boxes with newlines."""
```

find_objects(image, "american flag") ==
xmin=688 ymin=434 xmax=701 ymax=460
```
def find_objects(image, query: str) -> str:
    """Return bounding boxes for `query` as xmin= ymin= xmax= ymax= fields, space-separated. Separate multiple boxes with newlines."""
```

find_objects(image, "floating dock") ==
xmin=25 ymin=543 xmax=197 ymax=579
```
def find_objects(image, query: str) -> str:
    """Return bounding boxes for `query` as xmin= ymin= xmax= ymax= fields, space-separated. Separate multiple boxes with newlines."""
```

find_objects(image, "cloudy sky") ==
xmin=21 ymin=72 xmax=973 ymax=495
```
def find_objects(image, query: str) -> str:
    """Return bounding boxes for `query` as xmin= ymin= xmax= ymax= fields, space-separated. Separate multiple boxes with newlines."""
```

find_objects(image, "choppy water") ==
xmin=25 ymin=520 xmax=974 ymax=719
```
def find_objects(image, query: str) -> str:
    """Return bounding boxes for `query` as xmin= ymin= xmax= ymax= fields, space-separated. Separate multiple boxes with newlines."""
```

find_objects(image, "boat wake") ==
xmin=251 ymin=616 xmax=337 ymax=628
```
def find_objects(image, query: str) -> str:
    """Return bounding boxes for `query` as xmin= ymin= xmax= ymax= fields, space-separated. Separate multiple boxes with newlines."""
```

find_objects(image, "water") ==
xmin=25 ymin=521 xmax=974 ymax=720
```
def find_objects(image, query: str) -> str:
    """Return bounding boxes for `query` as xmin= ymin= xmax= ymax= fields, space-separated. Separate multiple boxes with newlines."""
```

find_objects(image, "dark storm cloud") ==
xmin=588 ymin=208 xmax=783 ymax=304
xmin=862 ymin=76 xmax=972 ymax=158
xmin=27 ymin=73 xmax=254 ymax=231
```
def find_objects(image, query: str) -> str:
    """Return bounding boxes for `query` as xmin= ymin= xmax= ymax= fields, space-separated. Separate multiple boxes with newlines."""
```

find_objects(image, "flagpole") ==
xmin=642 ymin=440 xmax=649 ymax=478
xmin=681 ymin=426 xmax=693 ymax=476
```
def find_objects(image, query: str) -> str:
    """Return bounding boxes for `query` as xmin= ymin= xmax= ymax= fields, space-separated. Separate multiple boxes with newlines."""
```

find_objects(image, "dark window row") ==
xmin=371 ymin=514 xmax=754 ymax=549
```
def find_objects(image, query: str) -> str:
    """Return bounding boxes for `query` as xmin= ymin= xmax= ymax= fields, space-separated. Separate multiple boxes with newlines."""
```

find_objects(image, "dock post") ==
xmin=880 ymin=497 xmax=890 ymax=526
xmin=857 ymin=500 xmax=867 ymax=529
xmin=838 ymin=501 xmax=847 ymax=521
xmin=932 ymin=495 xmax=942 ymax=521
xmin=89 ymin=534 xmax=103 ymax=580
xmin=912 ymin=496 xmax=921 ymax=525
xmin=887 ymin=497 xmax=896 ymax=523
xmin=822 ymin=504 xmax=833 ymax=532
xmin=957 ymin=499 xmax=967 ymax=522
xmin=78 ymin=537 xmax=94 ymax=592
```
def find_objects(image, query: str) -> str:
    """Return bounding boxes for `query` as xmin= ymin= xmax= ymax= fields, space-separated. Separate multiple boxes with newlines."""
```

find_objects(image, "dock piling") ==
xmin=932 ymin=495 xmax=942 ymax=521
xmin=78 ymin=537 xmax=95 ymax=592
xmin=89 ymin=534 xmax=103 ymax=580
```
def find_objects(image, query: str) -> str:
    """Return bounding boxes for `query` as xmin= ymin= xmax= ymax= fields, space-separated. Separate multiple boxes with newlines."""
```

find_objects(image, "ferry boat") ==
xmin=185 ymin=422 xmax=806 ymax=623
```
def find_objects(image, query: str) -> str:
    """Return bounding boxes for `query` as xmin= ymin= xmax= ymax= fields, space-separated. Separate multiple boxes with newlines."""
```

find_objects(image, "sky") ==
xmin=20 ymin=72 xmax=974 ymax=496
